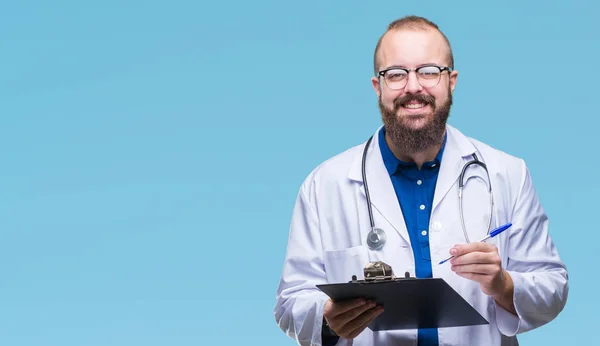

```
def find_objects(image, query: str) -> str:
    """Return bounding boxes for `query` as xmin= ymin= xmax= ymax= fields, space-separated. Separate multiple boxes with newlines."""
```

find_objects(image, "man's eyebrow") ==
xmin=385 ymin=65 xmax=406 ymax=69
xmin=382 ymin=63 xmax=439 ymax=70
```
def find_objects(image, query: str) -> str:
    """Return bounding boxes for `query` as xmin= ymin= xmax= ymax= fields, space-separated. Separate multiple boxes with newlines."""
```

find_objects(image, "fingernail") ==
xmin=450 ymin=248 xmax=457 ymax=255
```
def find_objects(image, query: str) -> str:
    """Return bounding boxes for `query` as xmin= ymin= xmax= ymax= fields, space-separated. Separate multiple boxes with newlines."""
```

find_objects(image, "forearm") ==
xmin=494 ymin=267 xmax=568 ymax=336
xmin=493 ymin=269 xmax=516 ymax=315
xmin=274 ymin=289 xmax=329 ymax=345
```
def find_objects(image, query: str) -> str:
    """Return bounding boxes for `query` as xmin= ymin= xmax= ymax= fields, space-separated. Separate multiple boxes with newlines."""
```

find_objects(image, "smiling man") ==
xmin=274 ymin=15 xmax=568 ymax=346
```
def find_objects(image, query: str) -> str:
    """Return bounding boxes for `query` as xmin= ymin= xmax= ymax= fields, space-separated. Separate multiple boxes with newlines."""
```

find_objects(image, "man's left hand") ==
xmin=449 ymin=242 xmax=516 ymax=314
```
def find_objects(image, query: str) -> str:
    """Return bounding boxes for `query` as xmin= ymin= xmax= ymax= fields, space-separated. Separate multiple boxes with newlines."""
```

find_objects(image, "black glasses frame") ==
xmin=377 ymin=65 xmax=453 ymax=89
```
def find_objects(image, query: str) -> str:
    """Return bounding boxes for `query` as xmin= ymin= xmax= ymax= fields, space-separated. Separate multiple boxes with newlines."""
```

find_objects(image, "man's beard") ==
xmin=378 ymin=89 xmax=452 ymax=156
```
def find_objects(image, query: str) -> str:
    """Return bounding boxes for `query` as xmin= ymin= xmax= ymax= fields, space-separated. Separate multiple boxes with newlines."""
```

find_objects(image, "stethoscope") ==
xmin=361 ymin=134 xmax=494 ymax=250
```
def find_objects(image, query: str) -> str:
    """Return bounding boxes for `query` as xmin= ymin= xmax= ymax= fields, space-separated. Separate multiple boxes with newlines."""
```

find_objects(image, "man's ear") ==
xmin=371 ymin=76 xmax=382 ymax=98
xmin=449 ymin=70 xmax=458 ymax=93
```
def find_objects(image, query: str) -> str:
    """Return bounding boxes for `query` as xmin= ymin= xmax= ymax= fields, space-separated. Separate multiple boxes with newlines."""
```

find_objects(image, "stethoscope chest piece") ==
xmin=367 ymin=227 xmax=386 ymax=250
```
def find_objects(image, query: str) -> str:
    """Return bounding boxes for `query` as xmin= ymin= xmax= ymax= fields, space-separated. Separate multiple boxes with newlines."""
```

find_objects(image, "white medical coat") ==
xmin=274 ymin=125 xmax=568 ymax=346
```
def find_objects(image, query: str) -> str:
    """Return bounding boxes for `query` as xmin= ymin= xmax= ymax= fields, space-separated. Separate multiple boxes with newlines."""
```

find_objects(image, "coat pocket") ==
xmin=323 ymin=245 xmax=370 ymax=284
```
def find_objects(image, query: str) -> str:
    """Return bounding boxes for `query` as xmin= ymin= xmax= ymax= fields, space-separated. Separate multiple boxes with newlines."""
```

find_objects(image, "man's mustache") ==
xmin=393 ymin=94 xmax=435 ymax=110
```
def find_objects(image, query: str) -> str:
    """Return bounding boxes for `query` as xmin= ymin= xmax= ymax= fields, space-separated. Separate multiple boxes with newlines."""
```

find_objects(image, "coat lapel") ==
xmin=432 ymin=125 xmax=478 ymax=213
xmin=348 ymin=127 xmax=411 ymax=245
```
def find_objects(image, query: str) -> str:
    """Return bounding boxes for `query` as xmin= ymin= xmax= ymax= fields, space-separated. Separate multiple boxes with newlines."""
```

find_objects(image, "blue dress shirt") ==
xmin=378 ymin=127 xmax=446 ymax=346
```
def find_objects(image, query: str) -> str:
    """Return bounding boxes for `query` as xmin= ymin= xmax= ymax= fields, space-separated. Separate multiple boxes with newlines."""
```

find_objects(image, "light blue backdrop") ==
xmin=0 ymin=1 xmax=596 ymax=345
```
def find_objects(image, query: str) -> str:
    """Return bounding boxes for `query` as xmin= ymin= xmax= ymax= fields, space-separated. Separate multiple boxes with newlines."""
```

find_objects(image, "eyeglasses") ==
xmin=377 ymin=65 xmax=453 ymax=90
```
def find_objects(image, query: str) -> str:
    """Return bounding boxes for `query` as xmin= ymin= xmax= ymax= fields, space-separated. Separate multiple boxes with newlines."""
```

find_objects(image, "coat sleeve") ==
xmin=495 ymin=159 xmax=569 ymax=336
xmin=273 ymin=180 xmax=351 ymax=346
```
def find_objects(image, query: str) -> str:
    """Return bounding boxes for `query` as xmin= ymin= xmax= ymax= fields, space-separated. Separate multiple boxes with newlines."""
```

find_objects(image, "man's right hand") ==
xmin=323 ymin=298 xmax=384 ymax=339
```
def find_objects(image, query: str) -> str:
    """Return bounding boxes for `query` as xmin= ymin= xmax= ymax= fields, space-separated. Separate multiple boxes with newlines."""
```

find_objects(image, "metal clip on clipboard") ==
xmin=317 ymin=261 xmax=489 ymax=331
xmin=350 ymin=261 xmax=413 ymax=283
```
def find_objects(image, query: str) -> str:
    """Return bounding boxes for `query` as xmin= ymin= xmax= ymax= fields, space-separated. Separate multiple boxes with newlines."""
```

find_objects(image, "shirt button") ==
xmin=417 ymin=180 xmax=422 ymax=185
xmin=419 ymin=204 xmax=425 ymax=210
xmin=431 ymin=163 xmax=437 ymax=168
xmin=421 ymin=230 xmax=427 ymax=236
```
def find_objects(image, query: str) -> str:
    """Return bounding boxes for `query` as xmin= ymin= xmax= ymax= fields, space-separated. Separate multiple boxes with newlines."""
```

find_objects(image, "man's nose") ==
xmin=404 ymin=71 xmax=423 ymax=93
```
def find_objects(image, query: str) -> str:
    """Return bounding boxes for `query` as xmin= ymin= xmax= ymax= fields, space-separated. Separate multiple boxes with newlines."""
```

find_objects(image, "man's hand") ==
xmin=450 ymin=242 xmax=517 ymax=314
xmin=323 ymin=298 xmax=383 ymax=339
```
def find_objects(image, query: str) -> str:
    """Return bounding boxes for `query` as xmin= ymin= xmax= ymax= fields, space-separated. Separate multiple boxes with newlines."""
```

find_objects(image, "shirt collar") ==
xmin=378 ymin=126 xmax=447 ymax=176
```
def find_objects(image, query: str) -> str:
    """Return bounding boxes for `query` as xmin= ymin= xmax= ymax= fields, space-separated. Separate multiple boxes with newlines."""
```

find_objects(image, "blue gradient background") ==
xmin=0 ymin=1 xmax=596 ymax=345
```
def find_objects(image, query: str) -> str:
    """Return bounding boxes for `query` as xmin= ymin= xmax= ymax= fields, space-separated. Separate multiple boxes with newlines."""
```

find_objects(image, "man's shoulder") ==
xmin=300 ymin=141 xmax=366 ymax=189
xmin=449 ymin=125 xmax=524 ymax=166
xmin=449 ymin=126 xmax=528 ymax=180
xmin=471 ymin=137 xmax=523 ymax=164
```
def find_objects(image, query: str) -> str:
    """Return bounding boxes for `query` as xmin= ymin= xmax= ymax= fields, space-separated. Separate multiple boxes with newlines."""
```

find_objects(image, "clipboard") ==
xmin=316 ymin=261 xmax=489 ymax=331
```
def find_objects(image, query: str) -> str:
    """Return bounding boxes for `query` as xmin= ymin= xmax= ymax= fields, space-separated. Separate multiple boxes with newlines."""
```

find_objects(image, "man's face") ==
xmin=371 ymin=29 xmax=458 ymax=154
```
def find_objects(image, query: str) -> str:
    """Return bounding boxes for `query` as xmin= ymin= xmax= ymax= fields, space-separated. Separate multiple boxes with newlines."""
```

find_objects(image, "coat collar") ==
xmin=347 ymin=124 xmax=479 ymax=243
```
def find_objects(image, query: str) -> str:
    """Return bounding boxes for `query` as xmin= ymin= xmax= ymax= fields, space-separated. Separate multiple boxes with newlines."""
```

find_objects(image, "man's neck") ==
xmin=385 ymin=132 xmax=445 ymax=170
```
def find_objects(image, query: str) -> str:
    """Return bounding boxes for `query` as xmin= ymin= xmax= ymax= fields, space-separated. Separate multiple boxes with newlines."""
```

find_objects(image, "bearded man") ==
xmin=274 ymin=15 xmax=568 ymax=346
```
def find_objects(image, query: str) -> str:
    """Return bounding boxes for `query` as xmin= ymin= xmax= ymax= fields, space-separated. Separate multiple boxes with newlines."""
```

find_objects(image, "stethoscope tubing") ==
xmin=361 ymin=133 xmax=493 ymax=250
xmin=362 ymin=136 xmax=376 ymax=230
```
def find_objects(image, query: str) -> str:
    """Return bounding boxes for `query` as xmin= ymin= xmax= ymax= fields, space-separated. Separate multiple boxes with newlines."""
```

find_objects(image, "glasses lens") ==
xmin=417 ymin=66 xmax=442 ymax=87
xmin=384 ymin=69 xmax=408 ymax=89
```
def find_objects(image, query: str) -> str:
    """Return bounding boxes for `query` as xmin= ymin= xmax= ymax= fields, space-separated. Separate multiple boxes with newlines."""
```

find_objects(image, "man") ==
xmin=274 ymin=15 xmax=568 ymax=346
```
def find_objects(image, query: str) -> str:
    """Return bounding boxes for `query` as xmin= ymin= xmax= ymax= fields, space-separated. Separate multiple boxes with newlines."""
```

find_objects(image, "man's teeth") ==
xmin=404 ymin=103 xmax=425 ymax=109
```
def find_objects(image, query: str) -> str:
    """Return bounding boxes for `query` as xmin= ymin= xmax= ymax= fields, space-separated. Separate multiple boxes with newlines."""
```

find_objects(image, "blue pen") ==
xmin=438 ymin=223 xmax=513 ymax=265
